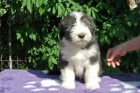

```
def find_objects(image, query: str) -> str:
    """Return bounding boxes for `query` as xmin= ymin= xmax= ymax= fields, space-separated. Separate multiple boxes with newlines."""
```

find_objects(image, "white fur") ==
xmin=60 ymin=67 xmax=75 ymax=89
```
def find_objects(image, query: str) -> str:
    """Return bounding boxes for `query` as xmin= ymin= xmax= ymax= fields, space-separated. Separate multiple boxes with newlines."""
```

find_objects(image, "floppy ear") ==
xmin=58 ymin=21 xmax=65 ymax=40
xmin=81 ymin=14 xmax=96 ymax=36
xmin=58 ymin=15 xmax=76 ymax=40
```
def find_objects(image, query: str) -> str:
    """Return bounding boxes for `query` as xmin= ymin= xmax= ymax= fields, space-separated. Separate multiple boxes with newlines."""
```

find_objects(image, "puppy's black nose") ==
xmin=78 ymin=33 xmax=85 ymax=39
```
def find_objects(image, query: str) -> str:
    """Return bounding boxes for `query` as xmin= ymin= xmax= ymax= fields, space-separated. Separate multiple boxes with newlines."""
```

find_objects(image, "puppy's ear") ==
xmin=81 ymin=14 xmax=96 ymax=36
xmin=58 ymin=15 xmax=76 ymax=39
xmin=58 ymin=21 xmax=65 ymax=40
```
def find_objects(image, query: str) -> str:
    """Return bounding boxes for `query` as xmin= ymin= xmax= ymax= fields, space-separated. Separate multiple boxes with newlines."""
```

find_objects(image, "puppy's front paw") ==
xmin=61 ymin=81 xmax=75 ymax=89
xmin=97 ymin=77 xmax=101 ymax=82
xmin=85 ymin=82 xmax=100 ymax=89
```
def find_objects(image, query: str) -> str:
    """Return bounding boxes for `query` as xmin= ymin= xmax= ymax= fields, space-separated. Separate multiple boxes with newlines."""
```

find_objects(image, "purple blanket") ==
xmin=0 ymin=70 xmax=140 ymax=93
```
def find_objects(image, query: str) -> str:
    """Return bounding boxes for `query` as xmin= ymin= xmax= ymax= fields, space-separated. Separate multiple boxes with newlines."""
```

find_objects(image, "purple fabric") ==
xmin=0 ymin=69 xmax=140 ymax=93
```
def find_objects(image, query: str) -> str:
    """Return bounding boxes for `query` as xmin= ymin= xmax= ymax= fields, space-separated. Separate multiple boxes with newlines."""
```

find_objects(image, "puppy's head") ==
xmin=59 ymin=11 xmax=96 ymax=47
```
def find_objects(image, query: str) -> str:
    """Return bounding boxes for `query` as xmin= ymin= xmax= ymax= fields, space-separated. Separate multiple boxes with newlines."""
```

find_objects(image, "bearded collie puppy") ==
xmin=58 ymin=11 xmax=103 ymax=89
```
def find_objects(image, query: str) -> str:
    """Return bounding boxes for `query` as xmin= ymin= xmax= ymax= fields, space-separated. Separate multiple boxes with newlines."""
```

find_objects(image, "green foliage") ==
xmin=1 ymin=0 xmax=140 ymax=73
xmin=0 ymin=1 xmax=7 ymax=17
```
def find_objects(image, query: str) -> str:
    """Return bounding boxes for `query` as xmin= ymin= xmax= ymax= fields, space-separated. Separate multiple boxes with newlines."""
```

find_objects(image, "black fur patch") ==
xmin=81 ymin=14 xmax=96 ymax=36
xmin=90 ymin=55 xmax=103 ymax=76
xmin=84 ymin=37 xmax=97 ymax=49
xmin=58 ymin=15 xmax=76 ymax=40
xmin=59 ymin=54 xmax=69 ymax=70
xmin=90 ymin=55 xmax=99 ymax=65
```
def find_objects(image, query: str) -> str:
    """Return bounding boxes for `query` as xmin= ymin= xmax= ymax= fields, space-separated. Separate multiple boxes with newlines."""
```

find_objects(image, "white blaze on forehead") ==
xmin=69 ymin=11 xmax=83 ymax=21
xmin=69 ymin=11 xmax=90 ymax=32
xmin=69 ymin=11 xmax=85 ymax=26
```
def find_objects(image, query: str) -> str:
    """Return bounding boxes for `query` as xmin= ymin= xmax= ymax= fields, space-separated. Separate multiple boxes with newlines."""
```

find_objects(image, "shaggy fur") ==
xmin=58 ymin=11 xmax=103 ymax=89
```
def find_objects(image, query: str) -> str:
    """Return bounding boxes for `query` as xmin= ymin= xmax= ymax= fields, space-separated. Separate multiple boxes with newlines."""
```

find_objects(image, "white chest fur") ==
xmin=60 ymin=38 xmax=98 ymax=77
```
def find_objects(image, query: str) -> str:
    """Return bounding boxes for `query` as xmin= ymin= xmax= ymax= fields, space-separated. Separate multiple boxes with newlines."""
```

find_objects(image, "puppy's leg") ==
xmin=61 ymin=67 xmax=75 ymax=89
xmin=85 ymin=62 xmax=100 ymax=89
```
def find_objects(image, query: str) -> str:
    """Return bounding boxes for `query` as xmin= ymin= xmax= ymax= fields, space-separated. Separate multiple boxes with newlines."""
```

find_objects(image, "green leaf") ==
xmin=22 ymin=0 xmax=27 ymax=7
xmin=31 ymin=0 xmax=36 ymax=4
xmin=16 ymin=33 xmax=21 ymax=40
xmin=39 ymin=7 xmax=45 ymax=15
xmin=109 ymin=31 xmax=114 ymax=38
xmin=36 ymin=0 xmax=43 ymax=8
xmin=0 ymin=9 xmax=6 ymax=17
xmin=48 ymin=39 xmax=54 ymax=46
xmin=52 ymin=56 xmax=57 ymax=65
xmin=47 ymin=48 xmax=51 ymax=53
xmin=103 ymin=22 xmax=111 ymax=29
xmin=100 ymin=34 xmax=105 ymax=45
xmin=27 ymin=0 xmax=33 ymax=13
xmin=20 ymin=38 xmax=24 ymax=45
xmin=5 ymin=4 xmax=10 ymax=8
xmin=58 ymin=5 xmax=62 ymax=15
xmin=11 ymin=6 xmax=16 ymax=15
xmin=58 ymin=0 xmax=62 ymax=3
xmin=105 ymin=36 xmax=110 ymax=44
xmin=52 ymin=5 xmax=56 ymax=14
xmin=65 ymin=2 xmax=70 ymax=7
xmin=87 ymin=8 xmax=91 ymax=16
xmin=48 ymin=56 xmax=57 ymax=67
xmin=59 ymin=3 xmax=65 ymax=13
xmin=91 ymin=9 xmax=96 ymax=19
xmin=127 ymin=21 xmax=132 ymax=27
xmin=43 ymin=0 xmax=49 ymax=5
xmin=92 ymin=7 xmax=99 ymax=12
xmin=48 ymin=56 xmax=53 ymax=68
xmin=42 ymin=53 xmax=47 ymax=60
xmin=29 ymin=33 xmax=36 ymax=41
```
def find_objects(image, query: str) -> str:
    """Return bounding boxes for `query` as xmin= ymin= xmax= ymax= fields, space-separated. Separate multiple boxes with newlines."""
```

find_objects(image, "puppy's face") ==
xmin=59 ymin=11 xmax=96 ymax=47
